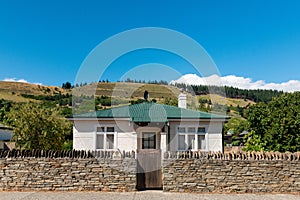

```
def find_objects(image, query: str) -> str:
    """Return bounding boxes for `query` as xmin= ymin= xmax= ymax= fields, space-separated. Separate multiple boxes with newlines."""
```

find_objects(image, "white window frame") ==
xmin=177 ymin=126 xmax=208 ymax=151
xmin=95 ymin=125 xmax=118 ymax=150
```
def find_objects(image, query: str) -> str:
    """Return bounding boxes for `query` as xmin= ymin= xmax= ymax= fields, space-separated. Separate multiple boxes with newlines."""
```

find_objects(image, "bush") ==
xmin=231 ymin=140 xmax=241 ymax=146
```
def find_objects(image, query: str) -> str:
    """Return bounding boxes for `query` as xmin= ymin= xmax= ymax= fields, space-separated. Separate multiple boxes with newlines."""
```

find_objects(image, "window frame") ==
xmin=177 ymin=126 xmax=207 ymax=151
xmin=142 ymin=132 xmax=156 ymax=149
xmin=95 ymin=125 xmax=117 ymax=150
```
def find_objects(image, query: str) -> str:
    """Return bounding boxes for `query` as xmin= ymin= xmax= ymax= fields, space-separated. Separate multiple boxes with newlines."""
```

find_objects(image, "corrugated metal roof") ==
xmin=72 ymin=102 xmax=227 ymax=122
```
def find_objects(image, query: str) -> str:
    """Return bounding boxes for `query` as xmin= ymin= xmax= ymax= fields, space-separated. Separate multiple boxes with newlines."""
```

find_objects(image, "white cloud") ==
xmin=170 ymin=74 xmax=300 ymax=92
xmin=3 ymin=78 xmax=42 ymax=85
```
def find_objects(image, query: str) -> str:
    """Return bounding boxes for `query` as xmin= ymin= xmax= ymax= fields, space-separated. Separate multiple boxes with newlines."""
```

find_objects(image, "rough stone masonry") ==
xmin=162 ymin=151 xmax=300 ymax=193
xmin=0 ymin=150 xmax=300 ymax=193
xmin=0 ymin=150 xmax=136 ymax=192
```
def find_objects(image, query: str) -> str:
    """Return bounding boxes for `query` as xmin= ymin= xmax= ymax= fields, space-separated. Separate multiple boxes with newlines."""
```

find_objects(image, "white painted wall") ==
xmin=73 ymin=121 xmax=96 ymax=150
xmin=72 ymin=118 xmax=224 ymax=153
xmin=117 ymin=132 xmax=137 ymax=152
xmin=73 ymin=119 xmax=137 ymax=152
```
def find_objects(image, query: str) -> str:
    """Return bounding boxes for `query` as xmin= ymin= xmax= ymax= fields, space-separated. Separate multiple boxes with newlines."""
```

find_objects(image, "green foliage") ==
xmin=243 ymin=92 xmax=300 ymax=152
xmin=59 ymin=107 xmax=72 ymax=117
xmin=130 ymin=98 xmax=147 ymax=105
xmin=243 ymin=130 xmax=265 ymax=151
xmin=224 ymin=117 xmax=249 ymax=135
xmin=198 ymin=98 xmax=211 ymax=112
xmin=62 ymin=81 xmax=72 ymax=89
xmin=163 ymin=98 xmax=178 ymax=106
xmin=173 ymin=83 xmax=284 ymax=103
xmin=62 ymin=140 xmax=73 ymax=151
xmin=94 ymin=95 xmax=129 ymax=109
xmin=21 ymin=93 xmax=72 ymax=107
xmin=0 ymin=99 xmax=12 ymax=122
xmin=7 ymin=103 xmax=72 ymax=150
xmin=95 ymin=95 xmax=112 ymax=107
xmin=231 ymin=140 xmax=241 ymax=146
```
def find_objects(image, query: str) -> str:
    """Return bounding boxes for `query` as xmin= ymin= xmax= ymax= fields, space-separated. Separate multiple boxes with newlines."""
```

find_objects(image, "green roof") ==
xmin=72 ymin=102 xmax=227 ymax=122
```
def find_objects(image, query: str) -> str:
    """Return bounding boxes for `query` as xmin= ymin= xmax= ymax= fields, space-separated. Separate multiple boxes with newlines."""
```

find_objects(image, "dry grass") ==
xmin=0 ymin=91 xmax=32 ymax=102
xmin=73 ymin=82 xmax=181 ymax=100
xmin=0 ymin=81 xmax=65 ymax=95
xmin=0 ymin=81 xmax=253 ymax=111
xmin=199 ymin=94 xmax=255 ymax=108
xmin=0 ymin=81 xmax=67 ymax=102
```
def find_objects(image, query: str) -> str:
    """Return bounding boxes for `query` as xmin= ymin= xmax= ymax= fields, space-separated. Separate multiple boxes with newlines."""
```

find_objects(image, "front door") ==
xmin=137 ymin=131 xmax=162 ymax=190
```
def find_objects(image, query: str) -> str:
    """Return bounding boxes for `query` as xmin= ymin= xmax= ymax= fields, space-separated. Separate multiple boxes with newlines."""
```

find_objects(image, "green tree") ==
xmin=62 ymin=81 xmax=72 ymax=89
xmin=244 ymin=92 xmax=300 ymax=152
xmin=7 ymin=103 xmax=72 ymax=150
xmin=224 ymin=117 xmax=249 ymax=135
xmin=163 ymin=98 xmax=178 ymax=106
xmin=0 ymin=99 xmax=12 ymax=122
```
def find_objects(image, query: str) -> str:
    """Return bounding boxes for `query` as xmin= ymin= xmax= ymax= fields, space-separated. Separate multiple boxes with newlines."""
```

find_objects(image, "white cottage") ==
xmin=70 ymin=94 xmax=228 ymax=154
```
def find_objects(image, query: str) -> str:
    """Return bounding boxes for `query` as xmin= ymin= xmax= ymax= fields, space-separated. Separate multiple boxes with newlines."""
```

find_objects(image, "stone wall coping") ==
xmin=163 ymin=151 xmax=300 ymax=161
xmin=0 ymin=149 xmax=135 ymax=159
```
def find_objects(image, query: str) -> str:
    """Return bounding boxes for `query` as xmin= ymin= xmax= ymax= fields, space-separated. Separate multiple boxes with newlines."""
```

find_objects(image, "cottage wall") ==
xmin=73 ymin=121 xmax=95 ymax=150
xmin=116 ymin=121 xmax=137 ymax=152
xmin=73 ymin=119 xmax=224 ymax=153
xmin=73 ymin=120 xmax=137 ymax=151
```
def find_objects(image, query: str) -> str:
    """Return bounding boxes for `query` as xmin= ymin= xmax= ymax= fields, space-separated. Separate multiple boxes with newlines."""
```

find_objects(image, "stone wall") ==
xmin=0 ymin=150 xmax=136 ymax=191
xmin=163 ymin=151 xmax=300 ymax=193
xmin=1 ymin=150 xmax=300 ymax=193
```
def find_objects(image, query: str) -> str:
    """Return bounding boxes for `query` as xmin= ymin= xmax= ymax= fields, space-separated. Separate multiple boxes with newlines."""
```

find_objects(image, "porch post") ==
xmin=160 ymin=132 xmax=167 ymax=155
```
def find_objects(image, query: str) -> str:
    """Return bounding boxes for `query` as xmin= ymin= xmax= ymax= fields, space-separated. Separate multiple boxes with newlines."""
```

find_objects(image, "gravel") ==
xmin=0 ymin=191 xmax=299 ymax=200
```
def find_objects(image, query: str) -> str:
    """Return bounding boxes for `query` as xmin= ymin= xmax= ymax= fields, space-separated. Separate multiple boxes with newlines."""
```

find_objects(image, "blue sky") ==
xmin=0 ymin=0 xmax=300 ymax=87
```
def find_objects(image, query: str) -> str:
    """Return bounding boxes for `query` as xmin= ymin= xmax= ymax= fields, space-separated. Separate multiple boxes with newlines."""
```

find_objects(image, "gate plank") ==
xmin=137 ymin=149 xmax=162 ymax=189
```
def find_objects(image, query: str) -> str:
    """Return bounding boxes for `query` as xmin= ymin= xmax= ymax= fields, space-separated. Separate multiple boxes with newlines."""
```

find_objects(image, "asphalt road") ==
xmin=0 ymin=191 xmax=299 ymax=200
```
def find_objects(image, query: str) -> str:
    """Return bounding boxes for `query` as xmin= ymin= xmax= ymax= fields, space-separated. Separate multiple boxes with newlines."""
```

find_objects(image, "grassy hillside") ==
xmin=0 ymin=81 xmax=67 ymax=102
xmin=76 ymin=82 xmax=201 ymax=109
xmin=0 ymin=81 xmax=253 ymax=113
xmin=199 ymin=94 xmax=255 ymax=108
xmin=73 ymin=82 xmax=180 ymax=98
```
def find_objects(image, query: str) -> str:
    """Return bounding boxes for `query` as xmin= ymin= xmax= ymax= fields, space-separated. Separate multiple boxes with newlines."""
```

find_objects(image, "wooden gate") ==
xmin=136 ymin=149 xmax=162 ymax=190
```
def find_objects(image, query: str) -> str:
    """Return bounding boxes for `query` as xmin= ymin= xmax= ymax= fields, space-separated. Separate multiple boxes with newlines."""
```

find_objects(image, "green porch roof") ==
xmin=72 ymin=102 xmax=227 ymax=122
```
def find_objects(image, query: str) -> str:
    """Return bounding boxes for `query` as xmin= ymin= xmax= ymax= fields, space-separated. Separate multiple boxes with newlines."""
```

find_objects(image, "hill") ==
xmin=0 ymin=81 xmax=66 ymax=102
xmin=0 ymin=81 xmax=253 ymax=114
xmin=173 ymin=83 xmax=284 ymax=103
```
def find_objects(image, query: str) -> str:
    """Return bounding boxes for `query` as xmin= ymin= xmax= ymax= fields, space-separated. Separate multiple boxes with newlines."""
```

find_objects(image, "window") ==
xmin=198 ymin=135 xmax=206 ymax=150
xmin=142 ymin=132 xmax=156 ymax=149
xmin=178 ymin=127 xmax=186 ymax=133
xmin=178 ymin=126 xmax=207 ymax=151
xmin=178 ymin=135 xmax=185 ymax=150
xmin=107 ymin=127 xmax=115 ymax=132
xmin=96 ymin=126 xmax=116 ymax=150
xmin=96 ymin=134 xmax=104 ymax=149
xmin=97 ymin=127 xmax=105 ymax=132
xmin=106 ymin=134 xmax=114 ymax=149
xmin=187 ymin=135 xmax=195 ymax=150
xmin=188 ymin=127 xmax=196 ymax=133
xmin=197 ymin=127 xmax=206 ymax=133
